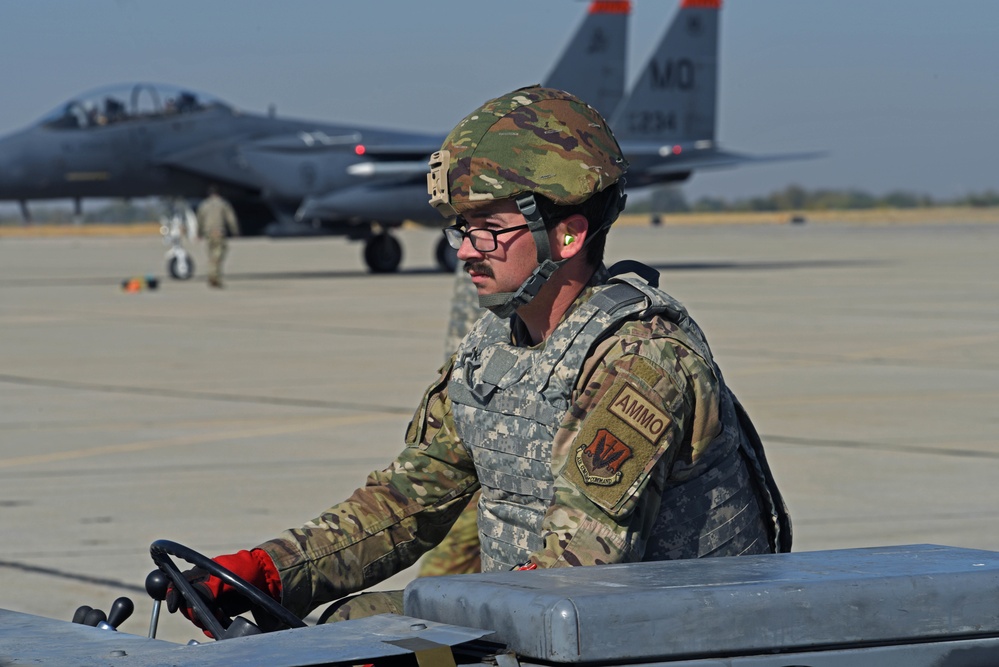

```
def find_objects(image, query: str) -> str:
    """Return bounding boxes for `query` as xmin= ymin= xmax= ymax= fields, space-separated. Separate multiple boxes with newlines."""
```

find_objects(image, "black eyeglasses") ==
xmin=443 ymin=222 xmax=531 ymax=252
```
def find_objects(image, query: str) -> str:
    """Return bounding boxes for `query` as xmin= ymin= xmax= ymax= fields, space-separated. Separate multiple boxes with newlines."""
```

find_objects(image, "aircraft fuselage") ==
xmin=0 ymin=86 xmax=443 ymax=235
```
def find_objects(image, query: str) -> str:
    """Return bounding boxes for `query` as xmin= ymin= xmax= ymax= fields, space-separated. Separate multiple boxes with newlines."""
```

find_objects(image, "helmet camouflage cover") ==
xmin=428 ymin=86 xmax=628 ymax=217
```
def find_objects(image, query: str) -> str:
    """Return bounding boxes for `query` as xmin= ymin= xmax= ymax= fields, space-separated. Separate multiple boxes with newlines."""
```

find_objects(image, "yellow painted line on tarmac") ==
xmin=0 ymin=412 xmax=390 ymax=469
xmin=0 ymin=223 xmax=161 ymax=238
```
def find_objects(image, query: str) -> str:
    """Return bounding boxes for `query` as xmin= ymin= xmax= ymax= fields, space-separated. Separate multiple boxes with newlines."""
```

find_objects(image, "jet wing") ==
xmin=240 ymin=131 xmax=442 ymax=158
xmin=244 ymin=131 xmax=363 ymax=153
xmin=153 ymin=138 xmax=262 ymax=190
xmin=296 ymin=180 xmax=437 ymax=223
xmin=356 ymin=143 xmax=441 ymax=157
xmin=346 ymin=160 xmax=429 ymax=178
xmin=155 ymin=132 xmax=440 ymax=188
xmin=620 ymin=140 xmax=826 ymax=179
xmin=641 ymin=149 xmax=827 ymax=177
xmin=242 ymin=133 xmax=440 ymax=157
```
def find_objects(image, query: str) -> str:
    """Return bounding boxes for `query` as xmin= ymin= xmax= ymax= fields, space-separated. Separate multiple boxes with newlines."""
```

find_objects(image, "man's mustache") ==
xmin=463 ymin=261 xmax=494 ymax=279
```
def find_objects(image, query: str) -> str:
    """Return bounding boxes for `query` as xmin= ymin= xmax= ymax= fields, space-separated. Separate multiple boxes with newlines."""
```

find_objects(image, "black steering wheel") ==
xmin=149 ymin=539 xmax=306 ymax=639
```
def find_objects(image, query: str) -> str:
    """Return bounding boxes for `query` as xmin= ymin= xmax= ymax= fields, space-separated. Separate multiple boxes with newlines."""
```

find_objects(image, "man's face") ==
xmin=455 ymin=199 xmax=538 ymax=297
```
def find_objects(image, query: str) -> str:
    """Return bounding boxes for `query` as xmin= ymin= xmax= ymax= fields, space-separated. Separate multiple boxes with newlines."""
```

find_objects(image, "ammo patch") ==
xmin=575 ymin=429 xmax=632 ymax=486
xmin=608 ymin=381 xmax=670 ymax=443
xmin=564 ymin=373 xmax=669 ymax=513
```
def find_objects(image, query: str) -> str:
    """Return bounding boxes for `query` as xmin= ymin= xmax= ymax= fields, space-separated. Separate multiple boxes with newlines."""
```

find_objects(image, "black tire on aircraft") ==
xmin=364 ymin=233 xmax=403 ymax=273
xmin=435 ymin=236 xmax=459 ymax=273
xmin=168 ymin=255 xmax=195 ymax=280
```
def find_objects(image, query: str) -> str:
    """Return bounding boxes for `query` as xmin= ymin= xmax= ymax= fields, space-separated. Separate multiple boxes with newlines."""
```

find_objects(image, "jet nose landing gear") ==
xmin=167 ymin=250 xmax=195 ymax=280
xmin=161 ymin=201 xmax=197 ymax=280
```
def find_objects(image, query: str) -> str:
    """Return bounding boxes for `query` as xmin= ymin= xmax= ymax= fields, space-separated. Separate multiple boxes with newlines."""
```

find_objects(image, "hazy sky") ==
xmin=2 ymin=0 xmax=997 ymax=202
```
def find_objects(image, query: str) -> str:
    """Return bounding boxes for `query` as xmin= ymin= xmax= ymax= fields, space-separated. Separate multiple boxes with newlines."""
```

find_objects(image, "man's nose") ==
xmin=455 ymin=236 xmax=483 ymax=262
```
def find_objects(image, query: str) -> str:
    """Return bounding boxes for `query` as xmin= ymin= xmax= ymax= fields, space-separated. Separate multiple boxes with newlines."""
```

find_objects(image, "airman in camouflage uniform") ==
xmin=166 ymin=87 xmax=790 ymax=632
xmin=195 ymin=185 xmax=239 ymax=288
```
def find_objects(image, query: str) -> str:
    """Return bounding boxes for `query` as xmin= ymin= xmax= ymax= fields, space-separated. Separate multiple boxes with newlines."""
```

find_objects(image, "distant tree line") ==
xmin=633 ymin=185 xmax=999 ymax=214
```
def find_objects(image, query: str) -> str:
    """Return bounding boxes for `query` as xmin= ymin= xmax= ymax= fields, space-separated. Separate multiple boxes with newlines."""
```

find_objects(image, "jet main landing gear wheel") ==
xmin=363 ymin=232 xmax=403 ymax=273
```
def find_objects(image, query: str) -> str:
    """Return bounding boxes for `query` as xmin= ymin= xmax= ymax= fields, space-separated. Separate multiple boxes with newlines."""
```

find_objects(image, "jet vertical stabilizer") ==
xmin=612 ymin=0 xmax=719 ymax=145
xmin=543 ymin=1 xmax=630 ymax=119
xmin=610 ymin=0 xmax=822 ymax=188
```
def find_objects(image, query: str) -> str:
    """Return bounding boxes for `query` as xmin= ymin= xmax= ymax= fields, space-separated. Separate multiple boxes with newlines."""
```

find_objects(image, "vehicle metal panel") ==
xmin=0 ymin=610 xmax=490 ymax=667
xmin=405 ymin=544 xmax=999 ymax=663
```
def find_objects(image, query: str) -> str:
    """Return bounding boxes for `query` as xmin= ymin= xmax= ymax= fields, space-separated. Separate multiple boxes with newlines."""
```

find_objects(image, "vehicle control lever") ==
xmin=73 ymin=606 xmax=106 ymax=627
xmin=145 ymin=569 xmax=169 ymax=638
xmin=97 ymin=597 xmax=134 ymax=631
xmin=71 ymin=597 xmax=134 ymax=631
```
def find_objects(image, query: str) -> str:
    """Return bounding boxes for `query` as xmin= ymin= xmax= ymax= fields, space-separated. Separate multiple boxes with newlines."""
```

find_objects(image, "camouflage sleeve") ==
xmin=416 ymin=489 xmax=482 ymax=577
xmin=257 ymin=365 xmax=479 ymax=618
xmin=530 ymin=319 xmax=709 ymax=567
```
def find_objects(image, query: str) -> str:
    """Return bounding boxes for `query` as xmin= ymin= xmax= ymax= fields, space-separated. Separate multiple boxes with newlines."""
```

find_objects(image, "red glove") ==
xmin=165 ymin=549 xmax=282 ymax=637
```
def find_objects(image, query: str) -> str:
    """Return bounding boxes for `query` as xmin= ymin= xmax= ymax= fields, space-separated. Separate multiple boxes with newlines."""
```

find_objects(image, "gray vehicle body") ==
xmin=2 ymin=544 xmax=998 ymax=666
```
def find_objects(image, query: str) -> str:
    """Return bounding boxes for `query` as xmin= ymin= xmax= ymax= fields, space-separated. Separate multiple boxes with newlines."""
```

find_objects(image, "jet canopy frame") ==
xmin=38 ymin=83 xmax=233 ymax=130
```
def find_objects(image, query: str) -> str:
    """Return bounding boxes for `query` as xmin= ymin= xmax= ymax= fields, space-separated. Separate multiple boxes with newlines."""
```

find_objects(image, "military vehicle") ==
xmin=2 ymin=539 xmax=998 ymax=666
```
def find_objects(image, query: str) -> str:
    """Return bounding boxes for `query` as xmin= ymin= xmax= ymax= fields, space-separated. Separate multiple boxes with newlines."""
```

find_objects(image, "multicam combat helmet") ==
xmin=428 ymin=86 xmax=627 ymax=217
xmin=427 ymin=86 xmax=629 ymax=317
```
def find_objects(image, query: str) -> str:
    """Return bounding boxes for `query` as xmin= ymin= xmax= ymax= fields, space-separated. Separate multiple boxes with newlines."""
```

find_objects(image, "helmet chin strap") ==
xmin=477 ymin=193 xmax=566 ymax=319
xmin=476 ymin=184 xmax=627 ymax=319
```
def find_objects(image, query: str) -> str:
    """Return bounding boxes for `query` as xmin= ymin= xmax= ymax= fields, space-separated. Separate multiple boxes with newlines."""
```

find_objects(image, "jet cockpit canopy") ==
xmin=38 ymin=83 xmax=233 ymax=130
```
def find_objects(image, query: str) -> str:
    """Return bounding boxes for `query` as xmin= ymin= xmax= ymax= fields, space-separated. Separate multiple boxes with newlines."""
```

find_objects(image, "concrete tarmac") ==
xmin=1 ymin=219 xmax=997 ymax=642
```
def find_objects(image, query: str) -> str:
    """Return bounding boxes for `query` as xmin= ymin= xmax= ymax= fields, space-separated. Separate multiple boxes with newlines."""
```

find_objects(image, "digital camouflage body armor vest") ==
xmin=448 ymin=269 xmax=791 ymax=571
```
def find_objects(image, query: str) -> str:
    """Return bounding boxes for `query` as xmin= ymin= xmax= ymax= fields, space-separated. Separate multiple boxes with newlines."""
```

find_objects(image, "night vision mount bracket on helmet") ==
xmin=427 ymin=150 xmax=453 ymax=217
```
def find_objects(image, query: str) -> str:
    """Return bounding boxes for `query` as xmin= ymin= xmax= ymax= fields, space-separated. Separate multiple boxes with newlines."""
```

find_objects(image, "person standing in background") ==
xmin=196 ymin=185 xmax=239 ymax=288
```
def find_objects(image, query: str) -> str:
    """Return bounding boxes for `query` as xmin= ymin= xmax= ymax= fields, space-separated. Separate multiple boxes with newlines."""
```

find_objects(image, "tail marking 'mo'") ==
xmin=611 ymin=0 xmax=721 ymax=145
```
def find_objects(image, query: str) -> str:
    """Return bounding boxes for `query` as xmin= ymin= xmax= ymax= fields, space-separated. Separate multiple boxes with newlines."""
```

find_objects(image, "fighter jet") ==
xmin=0 ymin=0 xmax=816 ymax=276
xmin=0 ymin=1 xmax=628 ymax=276
xmin=0 ymin=82 xmax=457 ymax=274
